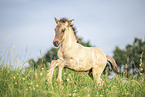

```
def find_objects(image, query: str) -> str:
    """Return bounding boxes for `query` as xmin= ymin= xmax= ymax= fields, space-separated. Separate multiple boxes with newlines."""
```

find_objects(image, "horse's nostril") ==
xmin=53 ymin=41 xmax=59 ymax=47
xmin=54 ymin=41 xmax=58 ymax=44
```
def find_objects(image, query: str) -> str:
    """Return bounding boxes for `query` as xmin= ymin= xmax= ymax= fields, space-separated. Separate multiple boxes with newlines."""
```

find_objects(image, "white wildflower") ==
xmin=15 ymin=82 xmax=17 ymax=85
xmin=40 ymin=73 xmax=43 ymax=76
xmin=67 ymin=78 xmax=70 ymax=82
xmin=42 ymin=68 xmax=44 ymax=71
xmin=73 ymin=93 xmax=75 ymax=96
xmin=23 ymin=78 xmax=25 ymax=80
xmin=31 ymin=81 xmax=33 ymax=85
xmin=36 ymin=85 xmax=38 ymax=87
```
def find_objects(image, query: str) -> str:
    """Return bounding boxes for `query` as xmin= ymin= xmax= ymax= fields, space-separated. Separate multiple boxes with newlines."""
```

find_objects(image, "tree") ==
xmin=113 ymin=46 xmax=127 ymax=67
xmin=113 ymin=37 xmax=145 ymax=76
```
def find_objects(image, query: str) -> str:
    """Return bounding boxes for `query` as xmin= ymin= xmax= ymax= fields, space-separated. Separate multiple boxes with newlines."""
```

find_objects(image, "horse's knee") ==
xmin=50 ymin=60 xmax=59 ymax=68
xmin=51 ymin=60 xmax=57 ymax=65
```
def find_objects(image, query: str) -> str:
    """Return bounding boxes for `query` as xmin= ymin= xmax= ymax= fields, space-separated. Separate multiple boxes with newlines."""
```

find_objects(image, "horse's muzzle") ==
xmin=53 ymin=41 xmax=59 ymax=47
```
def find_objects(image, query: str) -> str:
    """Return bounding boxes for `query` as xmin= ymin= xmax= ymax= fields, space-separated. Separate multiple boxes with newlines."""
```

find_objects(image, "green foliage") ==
xmin=78 ymin=37 xmax=93 ymax=47
xmin=29 ymin=48 xmax=58 ymax=69
xmin=44 ymin=48 xmax=58 ymax=62
xmin=113 ymin=46 xmax=127 ymax=67
xmin=113 ymin=37 xmax=145 ymax=76
xmin=0 ymin=63 xmax=145 ymax=97
xmin=114 ymin=37 xmax=145 ymax=67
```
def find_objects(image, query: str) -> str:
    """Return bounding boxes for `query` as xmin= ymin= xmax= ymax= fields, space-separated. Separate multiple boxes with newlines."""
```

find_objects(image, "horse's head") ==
xmin=53 ymin=17 xmax=74 ymax=47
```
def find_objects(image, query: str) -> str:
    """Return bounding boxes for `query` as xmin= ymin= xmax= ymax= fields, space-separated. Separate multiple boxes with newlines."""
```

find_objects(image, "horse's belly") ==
xmin=65 ymin=60 xmax=93 ymax=71
xmin=66 ymin=65 xmax=92 ymax=71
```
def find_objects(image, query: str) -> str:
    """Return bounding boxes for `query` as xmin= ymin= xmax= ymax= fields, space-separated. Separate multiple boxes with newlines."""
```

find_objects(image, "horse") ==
xmin=48 ymin=17 xmax=120 ymax=84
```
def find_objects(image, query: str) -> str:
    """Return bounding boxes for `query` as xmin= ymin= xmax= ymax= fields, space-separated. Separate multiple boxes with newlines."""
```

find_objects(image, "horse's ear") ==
xmin=68 ymin=19 xmax=74 ymax=25
xmin=54 ymin=17 xmax=59 ymax=24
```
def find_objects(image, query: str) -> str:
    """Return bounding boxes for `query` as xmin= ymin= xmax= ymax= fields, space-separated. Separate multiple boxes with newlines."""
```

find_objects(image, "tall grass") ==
xmin=0 ymin=64 xmax=145 ymax=97
xmin=0 ymin=52 xmax=145 ymax=97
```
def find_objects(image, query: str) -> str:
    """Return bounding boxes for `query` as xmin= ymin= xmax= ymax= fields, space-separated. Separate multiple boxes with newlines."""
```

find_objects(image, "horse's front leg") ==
xmin=57 ymin=61 xmax=65 ymax=82
xmin=48 ymin=60 xmax=59 ymax=82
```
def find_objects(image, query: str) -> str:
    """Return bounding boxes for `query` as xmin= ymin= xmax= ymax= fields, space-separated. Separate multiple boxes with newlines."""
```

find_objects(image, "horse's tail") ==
xmin=106 ymin=55 xmax=120 ymax=74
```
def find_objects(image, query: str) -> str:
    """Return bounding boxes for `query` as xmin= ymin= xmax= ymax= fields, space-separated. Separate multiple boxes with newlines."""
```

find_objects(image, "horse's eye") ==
xmin=62 ymin=29 xmax=65 ymax=32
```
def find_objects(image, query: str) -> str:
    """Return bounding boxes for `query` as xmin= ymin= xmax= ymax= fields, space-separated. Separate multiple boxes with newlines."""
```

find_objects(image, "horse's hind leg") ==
xmin=48 ymin=60 xmax=59 ymax=82
xmin=92 ymin=66 xmax=105 ymax=85
xmin=92 ymin=68 xmax=102 ymax=84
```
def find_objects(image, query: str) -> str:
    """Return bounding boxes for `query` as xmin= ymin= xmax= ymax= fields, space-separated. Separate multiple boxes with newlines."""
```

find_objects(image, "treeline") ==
xmin=113 ymin=37 xmax=145 ymax=77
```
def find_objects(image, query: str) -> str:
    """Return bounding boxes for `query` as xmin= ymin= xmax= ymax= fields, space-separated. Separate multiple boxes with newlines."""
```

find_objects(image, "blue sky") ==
xmin=0 ymin=0 xmax=145 ymax=61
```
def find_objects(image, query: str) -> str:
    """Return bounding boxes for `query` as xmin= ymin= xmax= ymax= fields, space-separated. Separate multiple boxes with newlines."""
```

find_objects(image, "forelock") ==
xmin=59 ymin=18 xmax=69 ymax=23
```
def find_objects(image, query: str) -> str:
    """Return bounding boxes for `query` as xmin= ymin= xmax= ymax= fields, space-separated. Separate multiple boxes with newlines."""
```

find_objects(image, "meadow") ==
xmin=0 ymin=53 xmax=145 ymax=97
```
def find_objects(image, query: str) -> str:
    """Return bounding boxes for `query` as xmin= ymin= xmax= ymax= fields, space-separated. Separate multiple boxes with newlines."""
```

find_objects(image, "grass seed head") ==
xmin=47 ymin=73 xmax=49 ymax=77
xmin=36 ymin=85 xmax=38 ymax=88
xmin=31 ymin=81 xmax=33 ymax=85
xmin=40 ymin=73 xmax=43 ymax=76
xmin=35 ymin=73 xmax=37 ymax=78
xmin=23 ymin=78 xmax=25 ymax=80
xmin=67 ymin=78 xmax=70 ymax=82
xmin=140 ymin=73 xmax=143 ymax=75
xmin=73 ymin=93 xmax=75 ymax=96
xmin=15 ymin=82 xmax=17 ymax=85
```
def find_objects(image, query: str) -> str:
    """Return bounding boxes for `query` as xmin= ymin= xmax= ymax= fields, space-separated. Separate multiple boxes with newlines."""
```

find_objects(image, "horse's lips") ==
xmin=53 ymin=41 xmax=60 ymax=47
xmin=54 ymin=44 xmax=59 ymax=47
xmin=53 ymin=43 xmax=59 ymax=47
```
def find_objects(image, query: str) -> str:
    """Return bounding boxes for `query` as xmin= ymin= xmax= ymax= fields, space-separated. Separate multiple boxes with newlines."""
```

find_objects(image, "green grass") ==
xmin=0 ymin=49 xmax=145 ymax=97
xmin=0 ymin=62 xmax=145 ymax=97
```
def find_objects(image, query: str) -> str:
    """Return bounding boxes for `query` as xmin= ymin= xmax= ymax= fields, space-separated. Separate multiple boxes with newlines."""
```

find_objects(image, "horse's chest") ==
xmin=62 ymin=50 xmax=75 ymax=60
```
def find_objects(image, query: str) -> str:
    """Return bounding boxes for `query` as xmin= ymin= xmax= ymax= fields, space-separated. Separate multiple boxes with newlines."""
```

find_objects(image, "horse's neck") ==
xmin=61 ymin=27 xmax=77 ymax=50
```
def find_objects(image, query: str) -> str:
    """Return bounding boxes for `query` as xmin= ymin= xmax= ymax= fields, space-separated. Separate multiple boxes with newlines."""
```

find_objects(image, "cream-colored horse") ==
xmin=48 ymin=17 xmax=119 ymax=84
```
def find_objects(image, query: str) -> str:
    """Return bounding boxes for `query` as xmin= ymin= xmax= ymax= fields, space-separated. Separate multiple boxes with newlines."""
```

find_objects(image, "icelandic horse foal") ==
xmin=48 ymin=17 xmax=119 ymax=84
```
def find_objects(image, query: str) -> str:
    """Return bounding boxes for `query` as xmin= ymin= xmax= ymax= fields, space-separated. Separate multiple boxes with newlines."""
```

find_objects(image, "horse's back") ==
xmin=76 ymin=44 xmax=107 ymax=62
